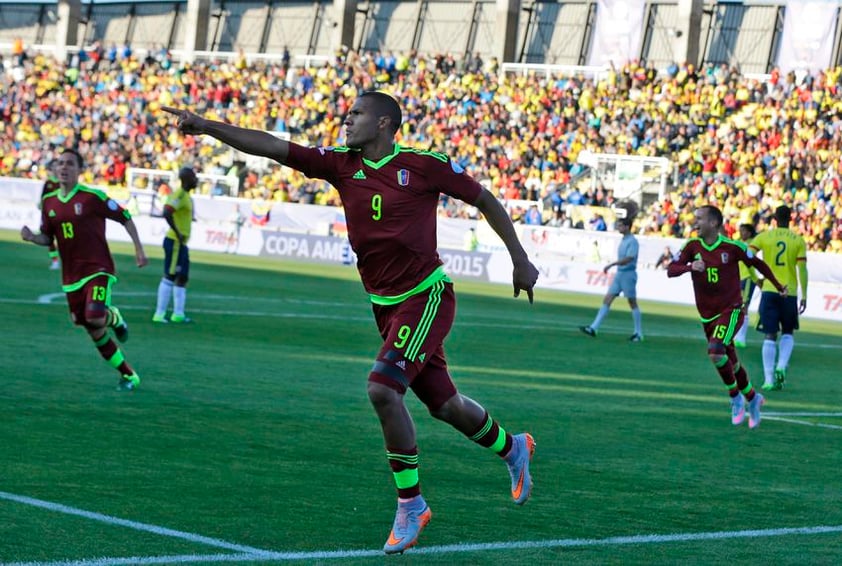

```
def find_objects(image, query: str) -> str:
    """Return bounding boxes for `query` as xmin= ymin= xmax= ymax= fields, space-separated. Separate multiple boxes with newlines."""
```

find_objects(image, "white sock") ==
xmin=155 ymin=278 xmax=174 ymax=317
xmin=173 ymin=286 xmax=187 ymax=317
xmin=735 ymin=319 xmax=749 ymax=344
xmin=777 ymin=334 xmax=795 ymax=370
xmin=591 ymin=305 xmax=610 ymax=330
xmin=761 ymin=339 xmax=777 ymax=384
xmin=631 ymin=308 xmax=642 ymax=336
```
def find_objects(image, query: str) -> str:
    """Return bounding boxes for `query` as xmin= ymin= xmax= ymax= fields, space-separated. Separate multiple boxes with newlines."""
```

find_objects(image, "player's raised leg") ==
xmin=75 ymin=276 xmax=141 ymax=390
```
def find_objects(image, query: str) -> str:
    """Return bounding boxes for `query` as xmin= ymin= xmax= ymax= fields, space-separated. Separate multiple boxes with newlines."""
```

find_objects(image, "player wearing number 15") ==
xmin=667 ymin=205 xmax=786 ymax=429
xmin=749 ymin=205 xmax=808 ymax=391
xmin=162 ymin=91 xmax=539 ymax=554
xmin=20 ymin=149 xmax=148 ymax=391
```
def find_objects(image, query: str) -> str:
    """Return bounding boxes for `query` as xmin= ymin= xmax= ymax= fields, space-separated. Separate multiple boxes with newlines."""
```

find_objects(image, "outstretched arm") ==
xmin=162 ymin=106 xmax=291 ymax=164
xmin=472 ymin=189 xmax=539 ymax=303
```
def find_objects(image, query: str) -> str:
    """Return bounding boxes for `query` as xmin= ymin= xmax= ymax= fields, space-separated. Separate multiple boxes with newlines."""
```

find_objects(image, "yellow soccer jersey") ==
xmin=750 ymin=228 xmax=808 ymax=296
xmin=165 ymin=187 xmax=193 ymax=242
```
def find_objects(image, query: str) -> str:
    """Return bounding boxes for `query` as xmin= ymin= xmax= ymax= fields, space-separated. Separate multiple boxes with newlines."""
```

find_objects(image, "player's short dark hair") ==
xmin=739 ymin=223 xmax=757 ymax=238
xmin=179 ymin=167 xmax=198 ymax=189
xmin=774 ymin=205 xmax=792 ymax=226
xmin=60 ymin=148 xmax=84 ymax=168
xmin=699 ymin=204 xmax=723 ymax=227
xmin=360 ymin=91 xmax=402 ymax=134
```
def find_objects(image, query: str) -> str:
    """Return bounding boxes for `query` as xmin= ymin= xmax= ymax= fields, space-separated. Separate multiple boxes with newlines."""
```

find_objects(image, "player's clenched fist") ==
xmin=161 ymin=106 xmax=205 ymax=135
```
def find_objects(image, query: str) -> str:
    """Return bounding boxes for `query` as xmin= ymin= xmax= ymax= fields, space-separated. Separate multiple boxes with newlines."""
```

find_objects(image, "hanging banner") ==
xmin=587 ymin=0 xmax=647 ymax=67
xmin=777 ymin=0 xmax=837 ymax=74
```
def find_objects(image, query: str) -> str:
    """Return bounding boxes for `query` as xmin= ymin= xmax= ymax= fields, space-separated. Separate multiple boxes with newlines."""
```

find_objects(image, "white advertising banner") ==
xmin=3 ymin=184 xmax=841 ymax=321
xmin=485 ymin=253 xmax=842 ymax=323
xmin=587 ymin=0 xmax=647 ymax=67
xmin=777 ymin=0 xmax=837 ymax=74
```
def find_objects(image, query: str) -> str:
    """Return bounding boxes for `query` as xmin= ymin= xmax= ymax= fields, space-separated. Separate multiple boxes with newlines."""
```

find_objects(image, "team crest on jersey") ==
xmin=721 ymin=252 xmax=729 ymax=263
xmin=397 ymin=169 xmax=409 ymax=186
xmin=74 ymin=203 xmax=83 ymax=215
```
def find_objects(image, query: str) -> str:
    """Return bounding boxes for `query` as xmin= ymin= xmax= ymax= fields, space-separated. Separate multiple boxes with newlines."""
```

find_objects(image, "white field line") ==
xmin=765 ymin=412 xmax=842 ymax=417
xmin=0 ymin=491 xmax=272 ymax=555
xmin=5 ymin=525 xmax=842 ymax=566
xmin=763 ymin=416 xmax=842 ymax=430
xmin=1 ymin=294 xmax=839 ymax=350
xmin=763 ymin=411 xmax=842 ymax=431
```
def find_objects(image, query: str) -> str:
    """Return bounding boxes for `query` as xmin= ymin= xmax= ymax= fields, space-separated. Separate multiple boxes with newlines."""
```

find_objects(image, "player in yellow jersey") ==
xmin=153 ymin=167 xmax=196 ymax=323
xmin=749 ymin=206 xmax=808 ymax=390
xmin=734 ymin=223 xmax=759 ymax=348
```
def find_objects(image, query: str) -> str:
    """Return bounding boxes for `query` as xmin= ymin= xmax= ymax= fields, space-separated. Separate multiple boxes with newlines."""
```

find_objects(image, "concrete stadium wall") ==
xmin=416 ymin=1 xmax=477 ymax=56
xmin=0 ymin=0 xmax=800 ymax=72
xmin=85 ymin=3 xmax=133 ymax=46
xmin=702 ymin=2 xmax=779 ymax=73
xmin=643 ymin=2 xmax=681 ymax=69
xmin=0 ymin=3 xmax=55 ymax=44
xmin=211 ymin=1 xmax=313 ymax=54
xmin=355 ymin=1 xmax=423 ymax=54
xmin=519 ymin=1 xmax=593 ymax=65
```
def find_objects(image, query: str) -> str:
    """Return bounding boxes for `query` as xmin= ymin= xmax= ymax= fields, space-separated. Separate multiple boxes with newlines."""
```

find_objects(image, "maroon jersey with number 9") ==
xmin=285 ymin=143 xmax=483 ymax=297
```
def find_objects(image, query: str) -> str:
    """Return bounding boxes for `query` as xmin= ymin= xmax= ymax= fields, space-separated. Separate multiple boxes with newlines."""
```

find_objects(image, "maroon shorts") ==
xmin=702 ymin=306 xmax=744 ymax=355
xmin=369 ymin=280 xmax=458 ymax=410
xmin=66 ymin=274 xmax=114 ymax=327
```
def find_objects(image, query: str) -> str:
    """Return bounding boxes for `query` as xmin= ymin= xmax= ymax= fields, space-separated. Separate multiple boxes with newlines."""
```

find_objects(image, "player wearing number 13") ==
xmin=667 ymin=205 xmax=786 ymax=429
xmin=20 ymin=149 xmax=148 ymax=391
xmin=162 ymin=91 xmax=540 ymax=554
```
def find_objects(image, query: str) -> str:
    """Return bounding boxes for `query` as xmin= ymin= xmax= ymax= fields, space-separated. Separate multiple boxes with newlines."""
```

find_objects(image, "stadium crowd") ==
xmin=1 ymin=43 xmax=840 ymax=252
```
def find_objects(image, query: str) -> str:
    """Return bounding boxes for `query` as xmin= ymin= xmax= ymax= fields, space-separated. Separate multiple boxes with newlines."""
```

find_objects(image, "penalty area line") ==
xmin=6 ymin=524 xmax=842 ymax=566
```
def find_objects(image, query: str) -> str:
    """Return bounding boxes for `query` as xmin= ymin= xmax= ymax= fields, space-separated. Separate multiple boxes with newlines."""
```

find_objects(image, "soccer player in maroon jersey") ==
xmin=21 ymin=149 xmax=149 ymax=390
xmin=163 ymin=92 xmax=540 ymax=554
xmin=667 ymin=205 xmax=787 ymax=429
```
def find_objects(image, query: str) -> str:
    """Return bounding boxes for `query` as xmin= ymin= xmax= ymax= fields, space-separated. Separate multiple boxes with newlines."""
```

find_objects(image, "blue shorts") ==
xmin=757 ymin=291 xmax=799 ymax=334
xmin=163 ymin=237 xmax=190 ymax=279
xmin=608 ymin=270 xmax=637 ymax=299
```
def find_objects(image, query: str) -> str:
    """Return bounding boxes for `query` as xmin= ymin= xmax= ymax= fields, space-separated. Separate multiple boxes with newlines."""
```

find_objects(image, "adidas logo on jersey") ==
xmin=48 ymin=210 xmax=56 ymax=217
xmin=353 ymin=169 xmax=367 ymax=179
xmin=396 ymin=360 xmax=406 ymax=370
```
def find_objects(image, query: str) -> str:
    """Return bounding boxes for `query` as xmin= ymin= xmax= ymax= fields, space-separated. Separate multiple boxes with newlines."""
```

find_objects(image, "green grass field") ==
xmin=1 ymin=228 xmax=841 ymax=565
